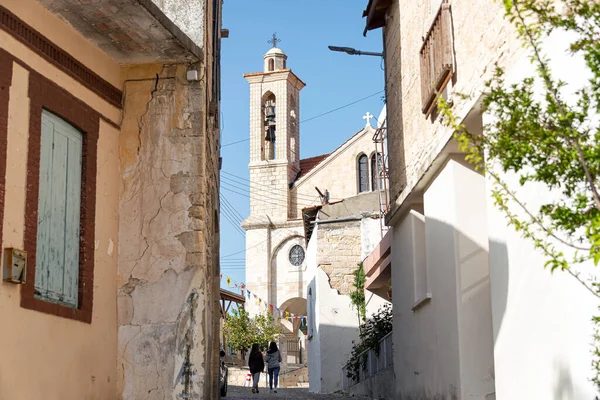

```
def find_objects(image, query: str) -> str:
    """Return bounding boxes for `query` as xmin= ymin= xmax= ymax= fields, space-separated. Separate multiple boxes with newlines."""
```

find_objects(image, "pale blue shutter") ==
xmin=35 ymin=110 xmax=82 ymax=308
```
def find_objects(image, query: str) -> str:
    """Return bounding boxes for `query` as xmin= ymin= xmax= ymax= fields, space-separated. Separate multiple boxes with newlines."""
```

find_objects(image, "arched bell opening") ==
xmin=262 ymin=91 xmax=276 ymax=161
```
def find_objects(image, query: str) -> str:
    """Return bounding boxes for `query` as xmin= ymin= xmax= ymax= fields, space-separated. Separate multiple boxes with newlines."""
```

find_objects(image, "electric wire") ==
xmin=220 ymin=89 xmax=385 ymax=148
xmin=220 ymin=177 xmax=321 ymax=208
xmin=221 ymin=195 xmax=246 ymax=223
xmin=220 ymin=207 xmax=245 ymax=238
xmin=221 ymin=171 xmax=333 ymax=202
xmin=221 ymin=199 xmax=245 ymax=235
xmin=220 ymin=183 xmax=319 ymax=209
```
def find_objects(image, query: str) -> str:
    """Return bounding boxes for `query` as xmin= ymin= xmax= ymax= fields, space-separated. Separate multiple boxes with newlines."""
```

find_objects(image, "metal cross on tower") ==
xmin=268 ymin=33 xmax=280 ymax=48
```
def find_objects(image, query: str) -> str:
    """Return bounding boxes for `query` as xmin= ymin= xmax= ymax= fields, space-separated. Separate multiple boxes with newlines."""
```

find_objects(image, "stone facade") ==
xmin=317 ymin=222 xmax=362 ymax=296
xmin=292 ymin=125 xmax=386 ymax=219
xmin=381 ymin=0 xmax=522 ymax=221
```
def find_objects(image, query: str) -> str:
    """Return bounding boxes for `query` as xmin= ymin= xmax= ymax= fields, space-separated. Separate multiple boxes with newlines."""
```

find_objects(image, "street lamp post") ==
xmin=328 ymin=45 xmax=383 ymax=57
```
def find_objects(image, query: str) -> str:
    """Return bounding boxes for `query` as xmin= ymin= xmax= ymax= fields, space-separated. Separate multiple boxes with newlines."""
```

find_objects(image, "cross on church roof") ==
xmin=268 ymin=33 xmax=281 ymax=48
xmin=363 ymin=112 xmax=374 ymax=127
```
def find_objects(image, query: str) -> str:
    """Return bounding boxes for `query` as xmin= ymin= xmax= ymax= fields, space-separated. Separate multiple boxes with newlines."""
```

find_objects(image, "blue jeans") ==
xmin=268 ymin=366 xmax=280 ymax=389
xmin=252 ymin=372 xmax=261 ymax=389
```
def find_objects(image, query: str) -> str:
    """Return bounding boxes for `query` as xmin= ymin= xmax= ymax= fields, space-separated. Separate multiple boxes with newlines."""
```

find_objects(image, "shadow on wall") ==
xmin=393 ymin=211 xmax=504 ymax=399
xmin=552 ymin=359 xmax=594 ymax=400
xmin=489 ymin=239 xmax=509 ymax=343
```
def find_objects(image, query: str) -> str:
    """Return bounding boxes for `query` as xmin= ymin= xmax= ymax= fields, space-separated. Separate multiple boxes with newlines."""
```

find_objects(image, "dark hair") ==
xmin=268 ymin=341 xmax=278 ymax=353
xmin=250 ymin=343 xmax=260 ymax=355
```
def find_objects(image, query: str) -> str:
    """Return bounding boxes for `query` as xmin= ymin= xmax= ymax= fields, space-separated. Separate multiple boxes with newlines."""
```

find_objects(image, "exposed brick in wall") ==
xmin=0 ymin=50 xmax=13 ymax=260
xmin=317 ymin=222 xmax=362 ymax=295
xmin=21 ymin=68 xmax=99 ymax=324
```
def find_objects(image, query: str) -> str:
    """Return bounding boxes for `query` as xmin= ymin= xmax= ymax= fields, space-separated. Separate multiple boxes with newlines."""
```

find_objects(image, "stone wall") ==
xmin=293 ymin=125 xmax=385 ymax=219
xmin=245 ymin=71 xmax=304 ymax=223
xmin=317 ymin=221 xmax=362 ymax=295
xmin=383 ymin=0 xmax=522 ymax=220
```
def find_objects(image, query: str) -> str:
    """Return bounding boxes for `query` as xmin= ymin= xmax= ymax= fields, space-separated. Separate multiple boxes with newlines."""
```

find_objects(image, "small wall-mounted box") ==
xmin=3 ymin=248 xmax=27 ymax=284
xmin=186 ymin=70 xmax=200 ymax=82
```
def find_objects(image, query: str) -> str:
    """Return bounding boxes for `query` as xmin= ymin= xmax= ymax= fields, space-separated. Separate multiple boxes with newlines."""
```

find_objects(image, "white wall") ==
xmin=487 ymin=30 xmax=600 ymax=399
xmin=306 ymin=223 xmax=321 ymax=393
xmin=392 ymin=159 xmax=495 ymax=399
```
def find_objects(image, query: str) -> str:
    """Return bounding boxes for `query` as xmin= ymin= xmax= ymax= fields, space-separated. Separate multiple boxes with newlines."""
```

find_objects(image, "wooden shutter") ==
xmin=420 ymin=2 xmax=454 ymax=114
xmin=35 ymin=110 xmax=82 ymax=308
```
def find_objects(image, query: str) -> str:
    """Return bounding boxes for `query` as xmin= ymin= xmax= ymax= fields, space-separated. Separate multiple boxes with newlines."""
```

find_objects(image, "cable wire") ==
xmin=220 ymin=89 xmax=384 ymax=148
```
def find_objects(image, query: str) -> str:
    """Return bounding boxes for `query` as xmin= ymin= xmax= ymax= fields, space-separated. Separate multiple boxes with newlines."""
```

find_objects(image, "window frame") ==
xmin=21 ymin=70 xmax=99 ymax=323
xmin=358 ymin=153 xmax=369 ymax=193
xmin=370 ymin=153 xmax=384 ymax=192
xmin=0 ymin=50 xmax=12 ymax=254
xmin=289 ymin=244 xmax=305 ymax=267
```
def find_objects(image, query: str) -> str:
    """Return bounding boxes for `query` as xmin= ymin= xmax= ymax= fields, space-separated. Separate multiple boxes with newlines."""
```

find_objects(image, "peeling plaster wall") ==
xmin=117 ymin=62 xmax=219 ymax=400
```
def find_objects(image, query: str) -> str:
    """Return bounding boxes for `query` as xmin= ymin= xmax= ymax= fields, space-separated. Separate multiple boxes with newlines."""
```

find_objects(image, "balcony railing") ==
xmin=341 ymin=332 xmax=393 ymax=390
xmin=420 ymin=1 xmax=454 ymax=114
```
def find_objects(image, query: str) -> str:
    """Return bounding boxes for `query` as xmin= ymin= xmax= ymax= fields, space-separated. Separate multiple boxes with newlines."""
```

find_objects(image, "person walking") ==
xmin=248 ymin=344 xmax=264 ymax=394
xmin=265 ymin=341 xmax=282 ymax=393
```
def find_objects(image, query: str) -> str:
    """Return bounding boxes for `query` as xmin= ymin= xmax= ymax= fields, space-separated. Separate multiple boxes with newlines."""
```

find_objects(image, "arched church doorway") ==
xmin=278 ymin=297 xmax=307 ymax=369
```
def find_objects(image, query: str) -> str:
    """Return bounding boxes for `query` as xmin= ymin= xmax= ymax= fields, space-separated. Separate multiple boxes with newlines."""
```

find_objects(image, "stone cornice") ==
xmin=243 ymin=69 xmax=306 ymax=90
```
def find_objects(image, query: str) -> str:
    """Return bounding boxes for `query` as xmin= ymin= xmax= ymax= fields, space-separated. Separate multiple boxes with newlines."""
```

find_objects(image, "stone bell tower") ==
xmin=243 ymin=34 xmax=306 ymax=223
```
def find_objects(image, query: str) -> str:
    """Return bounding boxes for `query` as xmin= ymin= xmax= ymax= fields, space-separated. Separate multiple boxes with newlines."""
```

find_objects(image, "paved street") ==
xmin=226 ymin=384 xmax=371 ymax=399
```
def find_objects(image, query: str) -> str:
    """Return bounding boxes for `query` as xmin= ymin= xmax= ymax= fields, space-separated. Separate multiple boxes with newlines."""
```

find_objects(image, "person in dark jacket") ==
xmin=248 ymin=343 xmax=264 ymax=393
xmin=265 ymin=341 xmax=282 ymax=393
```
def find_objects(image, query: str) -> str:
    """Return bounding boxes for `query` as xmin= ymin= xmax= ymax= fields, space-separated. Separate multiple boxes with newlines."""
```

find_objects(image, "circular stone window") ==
xmin=289 ymin=245 xmax=305 ymax=266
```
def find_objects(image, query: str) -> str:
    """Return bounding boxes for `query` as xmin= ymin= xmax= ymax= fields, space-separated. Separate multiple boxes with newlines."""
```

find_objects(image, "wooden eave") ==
xmin=362 ymin=0 xmax=393 ymax=36
xmin=220 ymin=288 xmax=245 ymax=304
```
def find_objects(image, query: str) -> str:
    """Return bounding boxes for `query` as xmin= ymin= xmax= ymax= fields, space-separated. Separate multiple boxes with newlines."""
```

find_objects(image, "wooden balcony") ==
xmin=420 ymin=2 xmax=454 ymax=114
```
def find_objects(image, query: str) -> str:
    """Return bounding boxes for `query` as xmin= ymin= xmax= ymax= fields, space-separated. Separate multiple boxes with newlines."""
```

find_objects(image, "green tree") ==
xmin=438 ymin=0 xmax=600 ymax=388
xmin=252 ymin=312 xmax=280 ymax=351
xmin=223 ymin=307 xmax=253 ymax=360
xmin=223 ymin=307 xmax=280 ymax=360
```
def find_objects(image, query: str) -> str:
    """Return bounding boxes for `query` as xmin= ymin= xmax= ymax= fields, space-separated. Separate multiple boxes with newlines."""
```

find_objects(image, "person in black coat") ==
xmin=248 ymin=343 xmax=264 ymax=393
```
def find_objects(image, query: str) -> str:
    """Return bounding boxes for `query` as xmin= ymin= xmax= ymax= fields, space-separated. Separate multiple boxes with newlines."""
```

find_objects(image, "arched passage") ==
xmin=278 ymin=297 xmax=307 ymax=367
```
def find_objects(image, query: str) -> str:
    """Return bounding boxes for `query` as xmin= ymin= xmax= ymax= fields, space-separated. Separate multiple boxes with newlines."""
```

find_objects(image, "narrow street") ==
xmin=227 ymin=384 xmax=372 ymax=400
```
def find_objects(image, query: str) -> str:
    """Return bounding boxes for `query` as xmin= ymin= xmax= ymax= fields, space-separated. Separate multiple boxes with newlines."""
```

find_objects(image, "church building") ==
xmin=241 ymin=39 xmax=388 ymax=372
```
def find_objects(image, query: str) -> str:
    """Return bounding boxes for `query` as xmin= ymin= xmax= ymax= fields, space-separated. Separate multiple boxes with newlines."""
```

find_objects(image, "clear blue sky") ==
xmin=219 ymin=1 xmax=385 ymax=291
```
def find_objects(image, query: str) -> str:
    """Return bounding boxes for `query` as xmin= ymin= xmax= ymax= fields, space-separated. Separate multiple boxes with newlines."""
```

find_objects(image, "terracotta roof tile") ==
xmin=298 ymin=154 xmax=330 ymax=179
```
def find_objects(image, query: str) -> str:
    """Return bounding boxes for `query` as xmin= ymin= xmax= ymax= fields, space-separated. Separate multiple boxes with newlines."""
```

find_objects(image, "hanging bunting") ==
xmin=226 ymin=277 xmax=231 ymax=287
